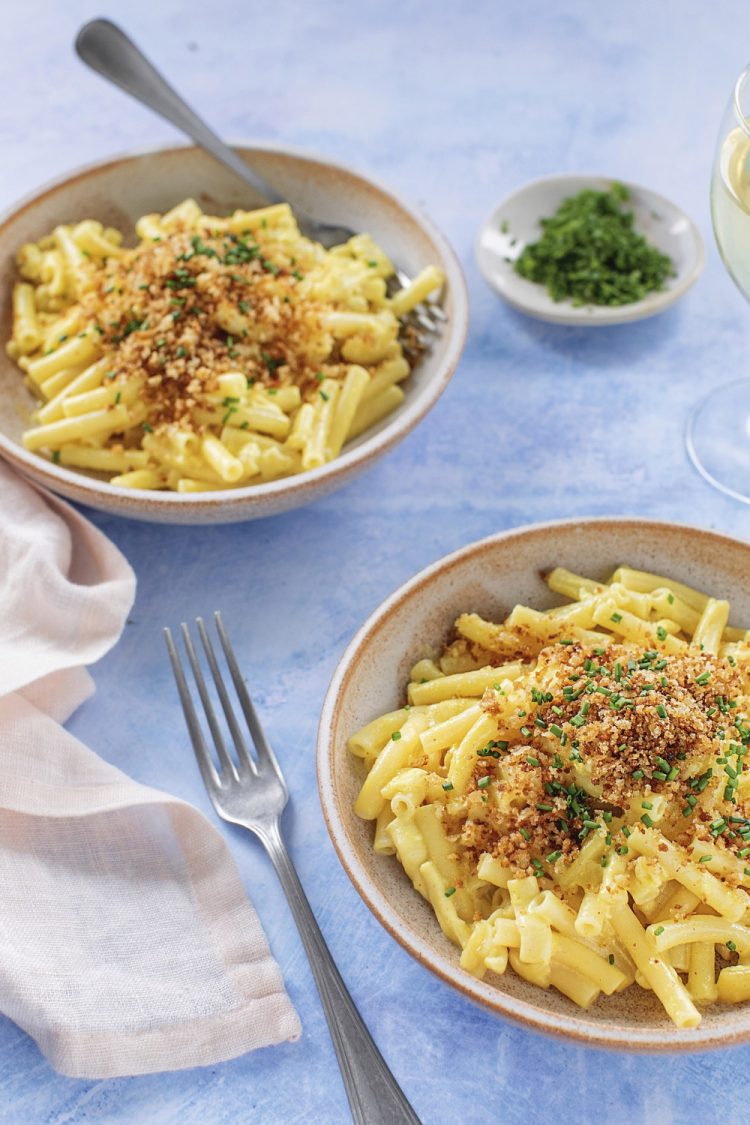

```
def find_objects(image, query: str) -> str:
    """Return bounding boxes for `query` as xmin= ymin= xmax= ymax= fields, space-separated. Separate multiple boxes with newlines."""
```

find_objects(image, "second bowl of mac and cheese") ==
xmin=318 ymin=518 xmax=750 ymax=1050
xmin=0 ymin=144 xmax=467 ymax=522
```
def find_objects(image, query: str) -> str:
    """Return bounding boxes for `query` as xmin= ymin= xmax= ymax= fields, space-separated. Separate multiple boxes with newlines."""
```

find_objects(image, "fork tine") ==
xmin=413 ymin=308 xmax=439 ymax=332
xmin=163 ymin=626 xmax=221 ymax=790
xmin=392 ymin=268 xmax=444 ymax=335
xmin=196 ymin=617 xmax=257 ymax=776
xmin=213 ymin=611 xmax=285 ymax=781
xmin=180 ymin=620 xmax=237 ymax=780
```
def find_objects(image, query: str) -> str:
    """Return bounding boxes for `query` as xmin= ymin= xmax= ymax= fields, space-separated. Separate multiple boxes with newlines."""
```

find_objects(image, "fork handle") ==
xmin=75 ymin=19 xmax=283 ymax=205
xmin=258 ymin=821 xmax=421 ymax=1125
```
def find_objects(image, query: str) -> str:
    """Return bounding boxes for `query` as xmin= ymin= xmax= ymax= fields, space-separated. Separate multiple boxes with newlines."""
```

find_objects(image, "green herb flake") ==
xmin=513 ymin=182 xmax=674 ymax=307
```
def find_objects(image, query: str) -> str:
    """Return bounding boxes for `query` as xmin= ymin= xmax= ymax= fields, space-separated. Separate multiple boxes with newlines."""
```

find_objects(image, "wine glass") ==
xmin=687 ymin=63 xmax=750 ymax=502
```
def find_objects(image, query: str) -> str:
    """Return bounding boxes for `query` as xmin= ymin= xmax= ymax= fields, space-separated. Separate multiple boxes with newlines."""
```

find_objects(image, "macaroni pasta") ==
xmin=7 ymin=199 xmax=444 ymax=491
xmin=350 ymin=564 xmax=750 ymax=1027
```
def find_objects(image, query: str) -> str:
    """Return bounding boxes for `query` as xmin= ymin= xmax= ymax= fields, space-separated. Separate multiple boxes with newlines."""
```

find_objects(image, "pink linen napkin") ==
xmin=0 ymin=462 xmax=300 ymax=1077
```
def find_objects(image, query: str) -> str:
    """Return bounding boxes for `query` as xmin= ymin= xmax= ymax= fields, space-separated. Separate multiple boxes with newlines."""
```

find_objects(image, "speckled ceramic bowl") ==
xmin=0 ymin=144 xmax=467 ymax=524
xmin=318 ymin=518 xmax=750 ymax=1051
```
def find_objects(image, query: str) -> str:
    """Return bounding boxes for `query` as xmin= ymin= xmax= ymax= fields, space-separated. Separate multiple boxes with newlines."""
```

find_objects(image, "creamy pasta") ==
xmin=350 ymin=564 xmax=750 ymax=1027
xmin=7 ymin=199 xmax=444 ymax=491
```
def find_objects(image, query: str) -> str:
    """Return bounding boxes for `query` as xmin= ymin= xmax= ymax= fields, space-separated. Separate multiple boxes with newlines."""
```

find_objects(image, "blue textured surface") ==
xmin=3 ymin=1 xmax=750 ymax=1122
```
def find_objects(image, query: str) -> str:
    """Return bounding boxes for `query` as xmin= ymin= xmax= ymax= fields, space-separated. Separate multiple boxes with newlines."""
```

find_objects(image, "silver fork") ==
xmin=75 ymin=19 xmax=445 ymax=346
xmin=164 ymin=613 xmax=421 ymax=1125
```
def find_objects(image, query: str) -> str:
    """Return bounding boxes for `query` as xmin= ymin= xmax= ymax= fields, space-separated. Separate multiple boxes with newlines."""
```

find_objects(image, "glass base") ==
xmin=686 ymin=378 xmax=750 ymax=504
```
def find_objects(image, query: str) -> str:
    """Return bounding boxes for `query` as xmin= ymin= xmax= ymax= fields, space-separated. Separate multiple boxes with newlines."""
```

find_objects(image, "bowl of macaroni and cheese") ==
xmin=0 ymin=144 xmax=467 ymax=523
xmin=318 ymin=518 xmax=750 ymax=1049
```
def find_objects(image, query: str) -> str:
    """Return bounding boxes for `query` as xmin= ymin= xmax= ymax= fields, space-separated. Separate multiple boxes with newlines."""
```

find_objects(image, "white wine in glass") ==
xmin=687 ymin=63 xmax=750 ymax=502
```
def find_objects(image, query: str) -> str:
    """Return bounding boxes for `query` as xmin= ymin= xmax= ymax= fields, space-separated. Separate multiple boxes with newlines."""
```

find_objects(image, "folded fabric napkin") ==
xmin=0 ymin=462 xmax=300 ymax=1077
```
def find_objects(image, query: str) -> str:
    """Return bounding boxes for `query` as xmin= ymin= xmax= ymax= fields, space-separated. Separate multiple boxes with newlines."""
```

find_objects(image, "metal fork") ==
xmin=164 ymin=613 xmax=421 ymax=1125
xmin=75 ymin=19 xmax=445 ymax=345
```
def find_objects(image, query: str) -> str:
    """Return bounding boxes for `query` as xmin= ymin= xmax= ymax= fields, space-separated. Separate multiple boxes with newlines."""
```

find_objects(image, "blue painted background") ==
xmin=3 ymin=1 xmax=750 ymax=1121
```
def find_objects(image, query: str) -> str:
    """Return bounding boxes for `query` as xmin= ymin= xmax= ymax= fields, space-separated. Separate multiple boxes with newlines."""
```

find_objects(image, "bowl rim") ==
xmin=317 ymin=514 xmax=750 ymax=1052
xmin=0 ymin=140 xmax=468 ymax=514
xmin=474 ymin=172 xmax=705 ymax=327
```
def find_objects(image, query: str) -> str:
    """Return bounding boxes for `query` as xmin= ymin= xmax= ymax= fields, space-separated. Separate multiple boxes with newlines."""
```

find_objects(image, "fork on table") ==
xmin=165 ymin=613 xmax=421 ymax=1125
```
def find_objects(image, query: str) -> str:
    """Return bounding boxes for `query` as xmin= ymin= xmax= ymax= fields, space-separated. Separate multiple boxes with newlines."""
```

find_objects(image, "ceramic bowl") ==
xmin=475 ymin=174 xmax=704 ymax=326
xmin=318 ymin=517 xmax=750 ymax=1050
xmin=0 ymin=144 xmax=467 ymax=524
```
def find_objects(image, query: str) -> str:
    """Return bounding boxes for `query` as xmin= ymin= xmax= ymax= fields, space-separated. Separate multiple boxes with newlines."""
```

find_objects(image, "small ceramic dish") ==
xmin=318 ymin=517 xmax=750 ymax=1050
xmin=0 ymin=144 xmax=468 ymax=524
xmin=475 ymin=174 xmax=704 ymax=326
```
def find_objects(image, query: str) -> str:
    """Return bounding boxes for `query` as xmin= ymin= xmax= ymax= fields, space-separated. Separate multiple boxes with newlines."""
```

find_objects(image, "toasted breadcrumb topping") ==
xmin=438 ymin=640 xmax=750 ymax=879
xmin=76 ymin=223 xmax=386 ymax=429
